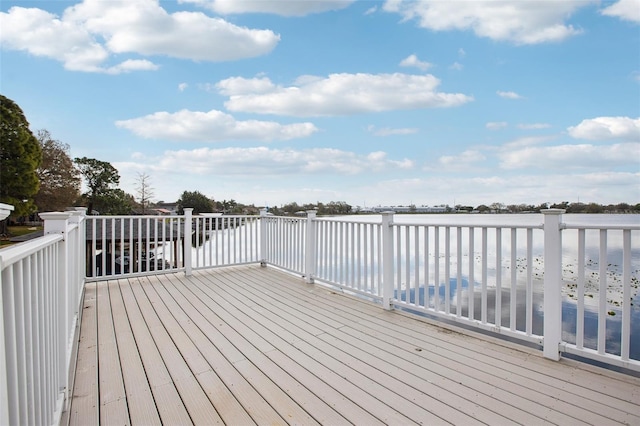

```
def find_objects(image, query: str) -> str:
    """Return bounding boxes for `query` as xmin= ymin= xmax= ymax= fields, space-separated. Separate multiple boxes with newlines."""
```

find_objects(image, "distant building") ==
xmin=154 ymin=202 xmax=179 ymax=215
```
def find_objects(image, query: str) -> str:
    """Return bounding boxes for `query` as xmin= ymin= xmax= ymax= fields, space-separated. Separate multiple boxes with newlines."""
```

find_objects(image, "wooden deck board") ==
xmin=96 ymin=282 xmax=128 ymax=425
xmin=66 ymin=265 xmax=640 ymax=425
xmin=108 ymin=280 xmax=161 ymax=426
xmin=235 ymin=267 xmax=640 ymax=421
xmin=68 ymin=283 xmax=98 ymax=426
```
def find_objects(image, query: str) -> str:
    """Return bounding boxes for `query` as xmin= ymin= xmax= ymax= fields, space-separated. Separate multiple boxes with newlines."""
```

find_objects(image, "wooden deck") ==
xmin=64 ymin=265 xmax=640 ymax=425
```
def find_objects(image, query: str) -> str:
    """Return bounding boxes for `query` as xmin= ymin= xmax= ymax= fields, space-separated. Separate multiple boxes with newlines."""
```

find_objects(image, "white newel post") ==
xmin=382 ymin=212 xmax=395 ymax=310
xmin=40 ymin=212 xmax=73 ymax=402
xmin=260 ymin=209 xmax=268 ymax=267
xmin=304 ymin=210 xmax=317 ymax=284
xmin=0 ymin=208 xmax=12 ymax=425
xmin=542 ymin=209 xmax=565 ymax=360
xmin=69 ymin=209 xmax=86 ymax=304
xmin=184 ymin=209 xmax=193 ymax=276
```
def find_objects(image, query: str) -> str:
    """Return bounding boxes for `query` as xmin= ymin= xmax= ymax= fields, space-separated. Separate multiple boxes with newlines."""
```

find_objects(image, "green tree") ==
xmin=35 ymin=129 xmax=81 ymax=212
xmin=177 ymin=190 xmax=213 ymax=215
xmin=95 ymin=189 xmax=135 ymax=215
xmin=0 ymin=95 xmax=42 ymax=222
xmin=74 ymin=157 xmax=120 ymax=214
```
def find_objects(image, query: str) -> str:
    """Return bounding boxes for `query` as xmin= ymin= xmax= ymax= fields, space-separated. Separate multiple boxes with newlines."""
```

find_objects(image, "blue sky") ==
xmin=1 ymin=0 xmax=639 ymax=209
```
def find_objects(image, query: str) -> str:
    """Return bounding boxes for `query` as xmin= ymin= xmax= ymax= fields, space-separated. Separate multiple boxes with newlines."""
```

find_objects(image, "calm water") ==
xmin=344 ymin=214 xmax=640 ymax=360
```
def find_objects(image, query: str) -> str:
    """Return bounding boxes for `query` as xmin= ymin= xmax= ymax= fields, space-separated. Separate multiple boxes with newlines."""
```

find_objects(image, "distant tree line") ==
xmin=453 ymin=202 xmax=640 ymax=214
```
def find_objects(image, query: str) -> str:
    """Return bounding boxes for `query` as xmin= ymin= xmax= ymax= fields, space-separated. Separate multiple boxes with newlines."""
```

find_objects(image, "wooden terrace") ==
xmin=65 ymin=265 xmax=640 ymax=425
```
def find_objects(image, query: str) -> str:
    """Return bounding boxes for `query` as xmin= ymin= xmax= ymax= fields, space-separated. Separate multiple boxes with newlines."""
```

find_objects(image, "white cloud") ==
xmin=486 ymin=121 xmax=508 ymax=130
xmin=382 ymin=0 xmax=585 ymax=44
xmin=120 ymin=146 xmax=414 ymax=177
xmin=0 ymin=1 xmax=279 ymax=72
xmin=105 ymin=59 xmax=159 ymax=74
xmin=439 ymin=150 xmax=486 ymax=166
xmin=497 ymin=90 xmax=523 ymax=99
xmin=517 ymin=123 xmax=551 ymax=130
xmin=600 ymin=0 xmax=640 ymax=23
xmin=115 ymin=109 xmax=318 ymax=142
xmin=178 ymin=82 xmax=188 ymax=92
xmin=365 ymin=6 xmax=378 ymax=15
xmin=218 ymin=73 xmax=473 ymax=116
xmin=180 ymin=0 xmax=355 ymax=16
xmin=367 ymin=125 xmax=419 ymax=136
xmin=449 ymin=62 xmax=463 ymax=71
xmin=399 ymin=54 xmax=433 ymax=71
xmin=499 ymin=142 xmax=640 ymax=169
xmin=0 ymin=6 xmax=109 ymax=72
xmin=567 ymin=116 xmax=640 ymax=140
xmin=458 ymin=48 xmax=466 ymax=57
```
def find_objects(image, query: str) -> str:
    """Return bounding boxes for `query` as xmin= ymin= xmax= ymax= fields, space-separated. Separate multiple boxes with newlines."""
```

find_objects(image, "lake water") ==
xmin=339 ymin=214 xmax=640 ymax=360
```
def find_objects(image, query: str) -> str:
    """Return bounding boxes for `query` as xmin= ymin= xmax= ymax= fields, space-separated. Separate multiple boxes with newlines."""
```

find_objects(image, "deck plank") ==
xmin=155 ymin=273 xmax=297 ymax=425
xmin=96 ymin=281 xmax=129 ymax=425
xmin=67 ymin=265 xmax=640 ymax=426
xmin=140 ymin=275 xmax=257 ymax=426
xmin=236 ymin=266 xmax=640 ymax=424
xmin=68 ymin=283 xmax=98 ymax=426
xmin=128 ymin=277 xmax=225 ymax=425
xmin=197 ymin=269 xmax=474 ymax=425
xmin=107 ymin=280 xmax=161 ymax=425
xmin=169 ymin=272 xmax=353 ymax=425
xmin=117 ymin=278 xmax=193 ymax=425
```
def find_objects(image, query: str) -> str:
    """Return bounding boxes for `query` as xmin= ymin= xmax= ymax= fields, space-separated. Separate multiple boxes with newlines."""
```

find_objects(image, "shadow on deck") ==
xmin=65 ymin=265 xmax=640 ymax=425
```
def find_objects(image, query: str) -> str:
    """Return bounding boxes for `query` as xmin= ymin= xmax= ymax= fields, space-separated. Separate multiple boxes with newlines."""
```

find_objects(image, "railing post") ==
xmin=0 ymin=204 xmax=12 ymax=425
xmin=542 ymin=209 xmax=565 ymax=361
xmin=39 ymin=212 xmax=74 ymax=405
xmin=184 ymin=208 xmax=193 ymax=276
xmin=304 ymin=210 xmax=317 ymax=284
xmin=69 ymin=209 xmax=86 ymax=294
xmin=381 ymin=211 xmax=395 ymax=310
xmin=260 ymin=209 xmax=268 ymax=267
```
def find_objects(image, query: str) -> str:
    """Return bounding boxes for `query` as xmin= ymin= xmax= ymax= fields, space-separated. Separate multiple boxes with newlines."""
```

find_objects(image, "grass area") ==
xmin=0 ymin=225 xmax=43 ymax=247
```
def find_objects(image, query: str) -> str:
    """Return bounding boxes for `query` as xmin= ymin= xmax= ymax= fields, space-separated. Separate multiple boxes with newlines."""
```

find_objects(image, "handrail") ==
xmin=2 ymin=208 xmax=637 ymax=425
xmin=1 ymin=210 xmax=87 ymax=425
xmin=0 ymin=234 xmax=63 ymax=268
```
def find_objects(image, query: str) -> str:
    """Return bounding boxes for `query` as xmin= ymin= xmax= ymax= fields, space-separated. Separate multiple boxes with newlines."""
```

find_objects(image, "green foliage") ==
xmin=0 ymin=95 xmax=42 ymax=218
xmin=35 ymin=129 xmax=81 ymax=212
xmin=76 ymin=188 xmax=134 ymax=215
xmin=177 ymin=190 xmax=213 ymax=215
xmin=269 ymin=201 xmax=353 ymax=216
xmin=74 ymin=156 xmax=120 ymax=213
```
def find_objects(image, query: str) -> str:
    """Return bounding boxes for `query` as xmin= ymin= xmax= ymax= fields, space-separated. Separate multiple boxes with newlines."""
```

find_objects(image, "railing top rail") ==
xmin=311 ymin=216 xmax=544 ymax=229
xmin=562 ymin=223 xmax=640 ymax=231
xmin=0 ymin=234 xmax=63 ymax=269
xmin=390 ymin=222 xmax=544 ymax=229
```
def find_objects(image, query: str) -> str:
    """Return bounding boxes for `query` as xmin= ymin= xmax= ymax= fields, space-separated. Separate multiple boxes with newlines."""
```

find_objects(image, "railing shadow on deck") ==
xmin=1 ymin=207 xmax=638 ymax=424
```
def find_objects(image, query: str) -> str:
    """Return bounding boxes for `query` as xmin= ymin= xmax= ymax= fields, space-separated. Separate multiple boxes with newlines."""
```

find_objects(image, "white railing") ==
xmin=261 ymin=214 xmax=307 ymax=275
xmin=192 ymin=213 xmax=261 ymax=270
xmin=2 ymin=207 xmax=637 ymax=425
xmin=85 ymin=213 xmax=186 ymax=280
xmin=387 ymin=216 xmax=545 ymax=345
xmin=0 ymin=210 xmax=86 ymax=426
xmin=559 ymin=220 xmax=639 ymax=369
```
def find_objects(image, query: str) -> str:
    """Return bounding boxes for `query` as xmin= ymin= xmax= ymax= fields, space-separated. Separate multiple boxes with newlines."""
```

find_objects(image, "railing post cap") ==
xmin=381 ymin=211 xmax=395 ymax=216
xmin=541 ymin=209 xmax=566 ymax=215
xmin=72 ymin=207 xmax=88 ymax=215
xmin=0 ymin=202 xmax=14 ymax=221
xmin=306 ymin=210 xmax=317 ymax=217
xmin=183 ymin=208 xmax=194 ymax=212
xmin=39 ymin=211 xmax=73 ymax=221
